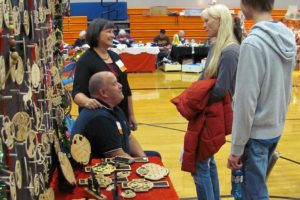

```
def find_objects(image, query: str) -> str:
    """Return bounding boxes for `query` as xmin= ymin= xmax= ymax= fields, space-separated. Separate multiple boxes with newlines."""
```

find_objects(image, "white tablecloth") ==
xmin=110 ymin=47 xmax=160 ymax=55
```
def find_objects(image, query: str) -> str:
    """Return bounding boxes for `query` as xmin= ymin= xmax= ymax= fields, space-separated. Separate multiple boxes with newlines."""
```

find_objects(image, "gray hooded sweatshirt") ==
xmin=231 ymin=21 xmax=297 ymax=156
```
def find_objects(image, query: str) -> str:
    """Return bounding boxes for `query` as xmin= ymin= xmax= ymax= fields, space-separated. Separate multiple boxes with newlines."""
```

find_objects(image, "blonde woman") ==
xmin=194 ymin=5 xmax=240 ymax=200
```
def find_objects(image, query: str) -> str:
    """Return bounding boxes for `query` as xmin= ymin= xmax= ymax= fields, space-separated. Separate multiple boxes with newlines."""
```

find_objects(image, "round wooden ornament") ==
xmin=70 ymin=134 xmax=91 ymax=165
xmin=12 ymin=112 xmax=31 ymax=142
xmin=1 ymin=116 xmax=15 ymax=150
xmin=57 ymin=152 xmax=76 ymax=185
xmin=15 ymin=159 xmax=22 ymax=189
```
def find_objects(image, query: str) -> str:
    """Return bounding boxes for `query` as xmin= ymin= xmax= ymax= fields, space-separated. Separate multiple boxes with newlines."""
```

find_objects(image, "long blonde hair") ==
xmin=202 ymin=4 xmax=236 ymax=78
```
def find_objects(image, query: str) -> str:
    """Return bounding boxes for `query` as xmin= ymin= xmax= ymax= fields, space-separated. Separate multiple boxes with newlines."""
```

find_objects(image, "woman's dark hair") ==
xmin=86 ymin=18 xmax=114 ymax=48
xmin=233 ymin=16 xmax=243 ymax=44
xmin=241 ymin=0 xmax=274 ymax=12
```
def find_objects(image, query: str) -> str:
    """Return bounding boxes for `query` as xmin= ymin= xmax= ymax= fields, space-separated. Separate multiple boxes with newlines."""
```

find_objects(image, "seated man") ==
xmin=172 ymin=30 xmax=186 ymax=45
xmin=115 ymin=29 xmax=134 ymax=47
xmin=153 ymin=29 xmax=171 ymax=65
xmin=71 ymin=71 xmax=146 ymax=158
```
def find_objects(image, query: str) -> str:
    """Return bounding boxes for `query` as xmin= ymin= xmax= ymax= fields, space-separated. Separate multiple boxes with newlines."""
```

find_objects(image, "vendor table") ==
xmin=170 ymin=46 xmax=209 ymax=64
xmin=52 ymin=156 xmax=179 ymax=200
xmin=111 ymin=47 xmax=159 ymax=72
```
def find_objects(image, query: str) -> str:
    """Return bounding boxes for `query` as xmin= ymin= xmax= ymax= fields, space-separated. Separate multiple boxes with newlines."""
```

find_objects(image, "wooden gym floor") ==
xmin=71 ymin=70 xmax=300 ymax=200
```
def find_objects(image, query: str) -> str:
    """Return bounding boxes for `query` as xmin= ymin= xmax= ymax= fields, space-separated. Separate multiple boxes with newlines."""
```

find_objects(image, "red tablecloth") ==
xmin=51 ymin=156 xmax=179 ymax=200
xmin=120 ymin=52 xmax=156 ymax=72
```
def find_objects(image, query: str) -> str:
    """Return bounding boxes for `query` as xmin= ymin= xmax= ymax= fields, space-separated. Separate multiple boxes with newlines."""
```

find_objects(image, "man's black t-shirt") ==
xmin=153 ymin=35 xmax=171 ymax=48
xmin=71 ymin=103 xmax=131 ymax=158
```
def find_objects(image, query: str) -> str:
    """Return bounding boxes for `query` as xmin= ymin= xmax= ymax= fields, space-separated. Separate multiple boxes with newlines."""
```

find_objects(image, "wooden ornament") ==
xmin=136 ymin=163 xmax=169 ymax=181
xmin=38 ymin=191 xmax=47 ymax=200
xmin=41 ymin=133 xmax=51 ymax=155
xmin=34 ymin=44 xmax=40 ymax=64
xmin=28 ymin=170 xmax=34 ymax=198
xmin=117 ymin=171 xmax=131 ymax=178
xmin=46 ymin=35 xmax=54 ymax=57
xmin=10 ymin=51 xmax=18 ymax=60
xmin=49 ymin=0 xmax=55 ymax=17
xmin=22 ymin=85 xmax=33 ymax=110
xmin=0 ymin=56 xmax=6 ymax=89
xmin=126 ymin=179 xmax=154 ymax=192
xmin=55 ymin=106 xmax=64 ymax=125
xmin=41 ymin=38 xmax=46 ymax=60
xmin=31 ymin=62 xmax=41 ymax=88
xmin=48 ymin=129 xmax=55 ymax=144
xmin=34 ymin=173 xmax=40 ymax=196
xmin=23 ymin=10 xmax=30 ymax=36
xmin=3 ymin=0 xmax=11 ymax=29
xmin=56 ymin=54 xmax=63 ymax=68
xmin=12 ymin=112 xmax=31 ymax=142
xmin=46 ymin=187 xmax=55 ymax=200
xmin=50 ymin=64 xmax=61 ymax=86
xmin=38 ymin=6 xmax=46 ymax=23
xmin=10 ymin=173 xmax=17 ymax=200
xmin=53 ymin=133 xmax=61 ymax=153
xmin=10 ymin=54 xmax=24 ymax=85
xmin=92 ymin=163 xmax=116 ymax=175
xmin=43 ymin=161 xmax=50 ymax=183
xmin=35 ymin=144 xmax=45 ymax=165
xmin=12 ymin=6 xmax=20 ymax=35
xmin=39 ymin=187 xmax=55 ymax=200
xmin=1 ymin=116 xmax=15 ymax=150
xmin=26 ymin=130 xmax=38 ymax=159
xmin=0 ymin=0 xmax=3 ymax=30
xmin=120 ymin=190 xmax=136 ymax=199
xmin=71 ymin=134 xmax=91 ymax=165
xmin=95 ymin=174 xmax=112 ymax=188
xmin=57 ymin=151 xmax=76 ymax=185
xmin=18 ymin=0 xmax=24 ymax=11
xmin=15 ymin=159 xmax=22 ymax=189
xmin=33 ymin=104 xmax=43 ymax=130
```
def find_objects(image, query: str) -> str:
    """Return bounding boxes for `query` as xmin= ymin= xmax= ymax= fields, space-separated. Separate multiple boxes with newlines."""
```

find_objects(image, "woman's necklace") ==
xmin=94 ymin=48 xmax=110 ymax=61
xmin=101 ymin=53 xmax=110 ymax=61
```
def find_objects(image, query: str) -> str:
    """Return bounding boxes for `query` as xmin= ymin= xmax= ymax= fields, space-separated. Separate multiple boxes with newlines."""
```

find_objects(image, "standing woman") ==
xmin=72 ymin=19 xmax=137 ymax=130
xmin=194 ymin=5 xmax=240 ymax=200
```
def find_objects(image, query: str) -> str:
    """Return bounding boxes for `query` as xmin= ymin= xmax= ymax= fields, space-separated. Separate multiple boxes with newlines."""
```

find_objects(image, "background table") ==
xmin=111 ymin=47 xmax=159 ymax=72
xmin=52 ymin=156 xmax=179 ymax=200
xmin=171 ymin=46 xmax=209 ymax=64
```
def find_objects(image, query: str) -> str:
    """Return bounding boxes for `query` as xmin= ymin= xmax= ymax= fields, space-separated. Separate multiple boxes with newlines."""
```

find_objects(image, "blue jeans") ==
xmin=242 ymin=139 xmax=278 ymax=200
xmin=192 ymin=156 xmax=220 ymax=200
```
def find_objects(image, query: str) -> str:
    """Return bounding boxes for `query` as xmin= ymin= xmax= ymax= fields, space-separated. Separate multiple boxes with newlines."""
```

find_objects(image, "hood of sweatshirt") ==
xmin=249 ymin=21 xmax=296 ymax=62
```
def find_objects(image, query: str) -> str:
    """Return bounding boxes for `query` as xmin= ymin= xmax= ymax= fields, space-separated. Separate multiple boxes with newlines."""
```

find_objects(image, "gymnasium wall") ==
xmin=127 ymin=0 xmax=300 ymax=9
xmin=70 ymin=0 xmax=127 ymax=20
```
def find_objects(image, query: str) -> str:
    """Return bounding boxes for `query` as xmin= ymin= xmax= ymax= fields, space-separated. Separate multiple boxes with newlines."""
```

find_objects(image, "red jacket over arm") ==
xmin=171 ymin=79 xmax=233 ymax=173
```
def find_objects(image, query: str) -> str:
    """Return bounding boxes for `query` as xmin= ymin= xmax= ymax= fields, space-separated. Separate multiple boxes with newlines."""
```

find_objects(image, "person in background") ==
xmin=153 ymin=29 xmax=171 ymax=64
xmin=72 ymin=71 xmax=145 ymax=158
xmin=233 ymin=16 xmax=243 ymax=44
xmin=115 ymin=29 xmax=134 ymax=46
xmin=72 ymin=18 xmax=138 ymax=131
xmin=172 ymin=30 xmax=186 ymax=45
xmin=74 ymin=30 xmax=87 ymax=48
xmin=194 ymin=4 xmax=240 ymax=200
xmin=227 ymin=0 xmax=297 ymax=199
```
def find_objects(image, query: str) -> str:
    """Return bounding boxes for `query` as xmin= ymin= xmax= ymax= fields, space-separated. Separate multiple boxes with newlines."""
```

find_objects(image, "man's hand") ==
xmin=227 ymin=154 xmax=243 ymax=170
xmin=84 ymin=98 xmax=102 ymax=109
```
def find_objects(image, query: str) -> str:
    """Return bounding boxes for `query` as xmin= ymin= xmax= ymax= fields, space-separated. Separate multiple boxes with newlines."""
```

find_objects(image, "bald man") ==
xmin=71 ymin=71 xmax=145 ymax=158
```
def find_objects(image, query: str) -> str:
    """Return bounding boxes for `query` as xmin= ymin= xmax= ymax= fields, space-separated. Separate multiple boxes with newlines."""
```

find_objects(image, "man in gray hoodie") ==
xmin=227 ymin=0 xmax=297 ymax=199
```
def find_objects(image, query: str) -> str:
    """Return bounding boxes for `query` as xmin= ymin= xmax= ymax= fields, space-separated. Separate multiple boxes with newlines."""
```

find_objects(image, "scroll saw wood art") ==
xmin=0 ymin=0 xmax=70 ymax=199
